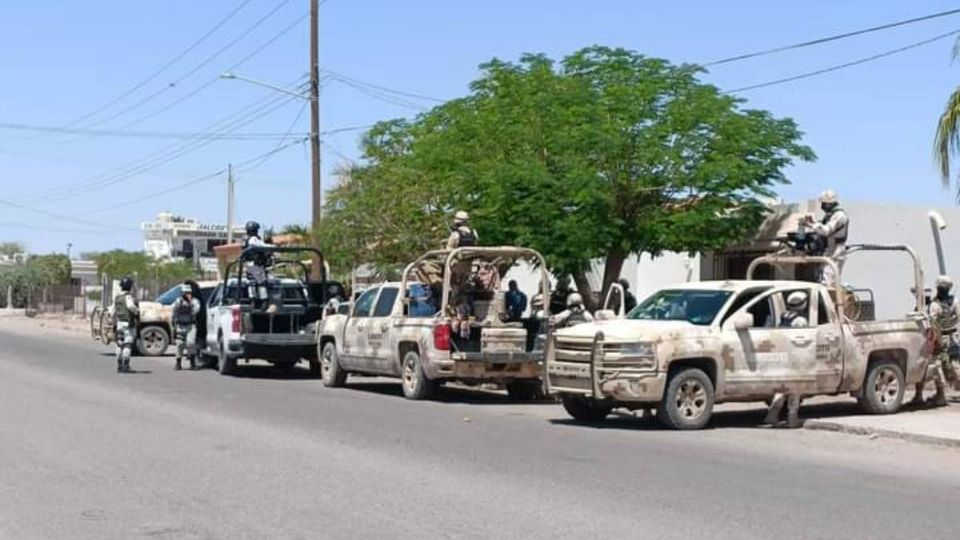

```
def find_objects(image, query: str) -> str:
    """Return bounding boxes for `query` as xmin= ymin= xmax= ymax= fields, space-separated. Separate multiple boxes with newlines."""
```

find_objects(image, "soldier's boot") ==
xmin=764 ymin=393 xmax=785 ymax=426
xmin=189 ymin=355 xmax=196 ymax=370
xmin=175 ymin=357 xmax=182 ymax=370
xmin=933 ymin=382 xmax=948 ymax=407
xmin=910 ymin=383 xmax=926 ymax=406
xmin=785 ymin=395 xmax=802 ymax=428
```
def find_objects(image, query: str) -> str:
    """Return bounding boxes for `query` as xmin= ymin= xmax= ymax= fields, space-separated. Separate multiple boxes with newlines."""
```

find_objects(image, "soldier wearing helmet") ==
xmin=810 ymin=190 xmax=850 ymax=287
xmin=928 ymin=275 xmax=960 ymax=397
xmin=446 ymin=210 xmax=478 ymax=250
xmin=779 ymin=291 xmax=809 ymax=328
xmin=113 ymin=276 xmax=139 ymax=373
xmin=171 ymin=282 xmax=201 ymax=371
xmin=242 ymin=220 xmax=276 ymax=312
xmin=550 ymin=292 xmax=594 ymax=328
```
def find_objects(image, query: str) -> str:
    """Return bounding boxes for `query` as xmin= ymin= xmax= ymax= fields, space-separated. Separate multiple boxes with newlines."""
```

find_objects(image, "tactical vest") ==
xmin=566 ymin=308 xmax=589 ymax=327
xmin=780 ymin=311 xmax=801 ymax=327
xmin=455 ymin=227 xmax=477 ymax=247
xmin=243 ymin=236 xmax=269 ymax=266
xmin=174 ymin=299 xmax=195 ymax=325
xmin=114 ymin=293 xmax=131 ymax=323
xmin=822 ymin=209 xmax=849 ymax=243
xmin=934 ymin=298 xmax=959 ymax=334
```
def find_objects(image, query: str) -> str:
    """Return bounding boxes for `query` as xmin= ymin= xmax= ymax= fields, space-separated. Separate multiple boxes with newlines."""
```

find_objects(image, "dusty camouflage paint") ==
xmin=547 ymin=281 xmax=930 ymax=405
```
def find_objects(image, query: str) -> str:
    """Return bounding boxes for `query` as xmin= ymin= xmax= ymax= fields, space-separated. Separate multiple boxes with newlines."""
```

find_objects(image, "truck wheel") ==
xmin=561 ymin=395 xmax=614 ymax=421
xmin=320 ymin=342 xmax=347 ymax=387
xmin=506 ymin=380 xmax=543 ymax=401
xmin=138 ymin=326 xmax=169 ymax=357
xmin=400 ymin=350 xmax=436 ymax=400
xmin=218 ymin=335 xmax=236 ymax=375
xmin=658 ymin=368 xmax=714 ymax=430
xmin=858 ymin=360 xmax=904 ymax=414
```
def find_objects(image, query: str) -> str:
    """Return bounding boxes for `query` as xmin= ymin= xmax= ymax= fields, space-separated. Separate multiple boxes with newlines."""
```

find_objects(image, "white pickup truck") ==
xmin=317 ymin=247 xmax=551 ymax=400
xmin=201 ymin=246 xmax=346 ymax=375
xmin=545 ymin=246 xmax=934 ymax=429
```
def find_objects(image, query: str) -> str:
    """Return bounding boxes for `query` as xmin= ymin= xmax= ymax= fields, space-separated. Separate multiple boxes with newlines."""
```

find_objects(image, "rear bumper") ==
xmin=240 ymin=334 xmax=317 ymax=361
xmin=426 ymin=352 xmax=542 ymax=381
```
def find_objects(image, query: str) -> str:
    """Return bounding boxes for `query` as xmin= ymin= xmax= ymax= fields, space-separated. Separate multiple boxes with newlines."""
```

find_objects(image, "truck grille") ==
xmin=555 ymin=339 xmax=655 ymax=370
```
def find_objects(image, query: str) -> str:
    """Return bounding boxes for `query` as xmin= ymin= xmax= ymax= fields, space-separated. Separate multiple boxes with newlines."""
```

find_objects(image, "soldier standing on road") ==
xmin=550 ymin=292 xmax=594 ymax=328
xmin=928 ymin=275 xmax=959 ymax=399
xmin=113 ymin=276 xmax=139 ymax=373
xmin=446 ymin=211 xmax=478 ymax=250
xmin=171 ymin=283 xmax=201 ymax=371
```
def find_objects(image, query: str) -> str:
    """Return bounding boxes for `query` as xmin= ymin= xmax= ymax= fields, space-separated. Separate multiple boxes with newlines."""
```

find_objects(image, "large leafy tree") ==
xmin=321 ymin=47 xmax=814 ymax=306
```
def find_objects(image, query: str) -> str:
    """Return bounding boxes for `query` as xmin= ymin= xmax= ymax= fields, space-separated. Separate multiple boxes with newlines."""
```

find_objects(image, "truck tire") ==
xmin=400 ymin=350 xmax=436 ymax=400
xmin=858 ymin=360 xmax=904 ymax=414
xmin=138 ymin=325 xmax=169 ymax=357
xmin=506 ymin=380 xmax=543 ymax=401
xmin=561 ymin=395 xmax=614 ymax=421
xmin=657 ymin=367 xmax=714 ymax=430
xmin=320 ymin=342 xmax=347 ymax=387
xmin=218 ymin=335 xmax=236 ymax=375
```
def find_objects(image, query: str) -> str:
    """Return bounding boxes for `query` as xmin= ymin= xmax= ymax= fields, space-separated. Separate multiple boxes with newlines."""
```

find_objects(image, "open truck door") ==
xmin=595 ymin=282 xmax=627 ymax=321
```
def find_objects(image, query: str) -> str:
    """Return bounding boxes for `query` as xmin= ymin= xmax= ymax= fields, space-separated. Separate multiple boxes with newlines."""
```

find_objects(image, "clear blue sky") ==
xmin=2 ymin=0 xmax=959 ymax=255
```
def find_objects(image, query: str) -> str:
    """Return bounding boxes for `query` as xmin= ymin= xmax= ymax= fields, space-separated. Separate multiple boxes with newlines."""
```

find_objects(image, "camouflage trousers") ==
xmin=115 ymin=321 xmax=136 ymax=371
xmin=936 ymin=335 xmax=959 ymax=385
xmin=174 ymin=324 xmax=196 ymax=363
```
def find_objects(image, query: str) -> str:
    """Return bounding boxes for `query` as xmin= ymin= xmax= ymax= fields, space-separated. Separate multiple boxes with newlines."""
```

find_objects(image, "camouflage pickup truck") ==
xmin=317 ymin=246 xmax=551 ymax=400
xmin=545 ymin=246 xmax=934 ymax=429
xmin=91 ymin=281 xmax=218 ymax=356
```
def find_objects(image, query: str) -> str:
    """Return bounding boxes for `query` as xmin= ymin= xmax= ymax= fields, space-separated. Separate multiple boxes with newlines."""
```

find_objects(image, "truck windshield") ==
xmin=628 ymin=289 xmax=732 ymax=326
xmin=155 ymin=285 xmax=182 ymax=305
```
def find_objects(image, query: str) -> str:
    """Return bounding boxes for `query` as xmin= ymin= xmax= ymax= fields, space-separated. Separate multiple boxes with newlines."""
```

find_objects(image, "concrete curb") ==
xmin=804 ymin=419 xmax=960 ymax=449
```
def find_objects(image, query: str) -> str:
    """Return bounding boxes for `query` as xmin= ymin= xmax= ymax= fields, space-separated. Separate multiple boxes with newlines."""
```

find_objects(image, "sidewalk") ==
xmin=800 ymin=389 xmax=960 ymax=449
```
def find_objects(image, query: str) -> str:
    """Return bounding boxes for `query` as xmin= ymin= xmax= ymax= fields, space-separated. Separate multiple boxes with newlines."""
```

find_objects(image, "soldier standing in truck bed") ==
xmin=446 ymin=211 xmax=478 ymax=249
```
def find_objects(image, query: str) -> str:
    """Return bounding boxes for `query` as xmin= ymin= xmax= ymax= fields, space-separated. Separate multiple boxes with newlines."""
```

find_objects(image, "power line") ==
xmin=61 ymin=0 xmax=254 ymax=129
xmin=82 ymin=0 xmax=298 ymax=130
xmin=726 ymin=28 xmax=960 ymax=93
xmin=10 ymin=82 xmax=305 ymax=206
xmin=110 ymin=12 xmax=309 ymax=132
xmin=242 ymin=101 xmax=308 ymax=172
xmin=0 ymin=122 xmax=306 ymax=140
xmin=81 ymin=137 xmax=307 ymax=215
xmin=706 ymin=7 xmax=960 ymax=66
xmin=323 ymin=70 xmax=445 ymax=103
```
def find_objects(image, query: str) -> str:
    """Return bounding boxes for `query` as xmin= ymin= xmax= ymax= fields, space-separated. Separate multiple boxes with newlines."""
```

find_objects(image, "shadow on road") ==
xmin=216 ymin=364 xmax=319 ymax=381
xmin=548 ymin=399 xmax=894 ymax=431
xmin=343 ymin=380 xmax=554 ymax=406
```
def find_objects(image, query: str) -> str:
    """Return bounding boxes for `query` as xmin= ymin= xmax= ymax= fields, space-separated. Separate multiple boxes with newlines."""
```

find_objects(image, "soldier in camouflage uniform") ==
xmin=171 ymin=283 xmax=201 ymax=371
xmin=927 ymin=275 xmax=959 ymax=402
xmin=113 ymin=276 xmax=139 ymax=373
xmin=550 ymin=292 xmax=593 ymax=328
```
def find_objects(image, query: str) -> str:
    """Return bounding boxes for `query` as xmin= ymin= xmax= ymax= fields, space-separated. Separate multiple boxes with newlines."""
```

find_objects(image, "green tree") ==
xmin=935 ymin=41 xmax=960 ymax=197
xmin=321 ymin=47 xmax=814 ymax=306
xmin=0 ymin=242 xmax=25 ymax=259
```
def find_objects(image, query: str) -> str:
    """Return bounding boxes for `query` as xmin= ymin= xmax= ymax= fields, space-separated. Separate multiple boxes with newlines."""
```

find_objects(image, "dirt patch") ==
xmin=0 ymin=311 xmax=91 ymax=340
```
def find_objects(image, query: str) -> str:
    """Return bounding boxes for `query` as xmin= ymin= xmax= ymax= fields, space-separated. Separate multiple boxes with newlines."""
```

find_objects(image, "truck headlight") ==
xmin=621 ymin=342 xmax=655 ymax=357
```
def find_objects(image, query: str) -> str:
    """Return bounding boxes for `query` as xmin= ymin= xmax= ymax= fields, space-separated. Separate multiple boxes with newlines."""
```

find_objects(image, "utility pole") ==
xmin=227 ymin=164 xmax=236 ymax=244
xmin=309 ymin=0 xmax=322 ymax=278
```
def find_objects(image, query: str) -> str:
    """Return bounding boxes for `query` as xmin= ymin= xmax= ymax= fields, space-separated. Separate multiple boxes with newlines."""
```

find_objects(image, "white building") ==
xmin=142 ymin=212 xmax=246 ymax=272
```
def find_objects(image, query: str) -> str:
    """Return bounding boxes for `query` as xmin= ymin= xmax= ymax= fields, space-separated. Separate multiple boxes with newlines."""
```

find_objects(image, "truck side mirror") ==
xmin=732 ymin=313 xmax=754 ymax=331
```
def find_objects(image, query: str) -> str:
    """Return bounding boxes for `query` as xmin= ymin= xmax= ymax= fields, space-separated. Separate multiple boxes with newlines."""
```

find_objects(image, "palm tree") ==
xmin=934 ymin=42 xmax=960 ymax=199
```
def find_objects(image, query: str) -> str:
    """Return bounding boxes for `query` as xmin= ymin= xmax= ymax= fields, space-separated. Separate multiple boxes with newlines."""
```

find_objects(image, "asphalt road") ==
xmin=1 ymin=327 xmax=959 ymax=540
